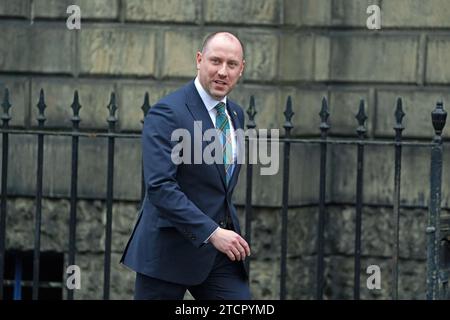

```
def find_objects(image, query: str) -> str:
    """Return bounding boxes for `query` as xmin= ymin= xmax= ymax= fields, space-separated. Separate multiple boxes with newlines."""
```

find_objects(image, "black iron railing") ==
xmin=0 ymin=88 xmax=448 ymax=300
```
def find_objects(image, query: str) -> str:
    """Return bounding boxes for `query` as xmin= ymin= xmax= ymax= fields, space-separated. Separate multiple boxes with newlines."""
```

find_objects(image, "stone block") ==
xmin=118 ymin=82 xmax=182 ymax=132
xmin=329 ymin=89 xmax=372 ymax=136
xmin=0 ymin=0 xmax=29 ymax=17
xmin=330 ymin=34 xmax=419 ymax=83
xmin=249 ymin=256 xmax=317 ymax=299
xmin=330 ymin=143 xmax=450 ymax=207
xmin=31 ymin=79 xmax=115 ymax=130
xmin=29 ymin=26 xmax=75 ymax=74
xmin=75 ymin=200 xmax=106 ymax=253
xmin=383 ymin=0 xmax=450 ymax=28
xmin=76 ymin=137 xmax=142 ymax=201
xmin=426 ymin=37 xmax=450 ymax=84
xmin=279 ymin=33 xmax=315 ymax=81
xmin=327 ymin=205 xmax=427 ymax=260
xmin=239 ymin=31 xmax=278 ymax=81
xmin=71 ymin=253 xmax=104 ymax=299
xmin=111 ymin=138 xmax=142 ymax=201
xmin=0 ymin=26 xmax=29 ymax=72
xmin=162 ymin=30 xmax=204 ymax=78
xmin=79 ymin=27 xmax=156 ymax=76
xmin=237 ymin=207 xmax=319 ymax=259
xmin=33 ymin=0 xmax=118 ymax=19
xmin=205 ymin=0 xmax=280 ymax=25
xmin=314 ymin=35 xmax=331 ymax=81
xmin=228 ymin=84 xmax=280 ymax=130
xmin=109 ymin=253 xmax=135 ymax=299
xmin=284 ymin=0 xmax=331 ymax=26
xmin=280 ymin=87 xmax=329 ymax=136
xmin=376 ymin=90 xmax=450 ymax=138
xmin=6 ymin=134 xmax=37 ymax=197
xmin=324 ymin=255 xmax=426 ymax=299
xmin=5 ymin=134 xmax=141 ymax=200
xmin=331 ymin=0 xmax=382 ymax=27
xmin=126 ymin=0 xmax=198 ymax=23
xmin=0 ymin=78 xmax=29 ymax=127
xmin=234 ymin=143 xmax=323 ymax=207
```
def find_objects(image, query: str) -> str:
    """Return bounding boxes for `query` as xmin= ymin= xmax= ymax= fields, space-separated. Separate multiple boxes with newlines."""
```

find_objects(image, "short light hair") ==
xmin=201 ymin=31 xmax=245 ymax=59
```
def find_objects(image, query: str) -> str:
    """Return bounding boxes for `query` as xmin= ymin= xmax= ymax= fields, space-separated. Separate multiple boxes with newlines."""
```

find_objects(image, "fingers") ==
xmin=225 ymin=242 xmax=244 ymax=261
xmin=231 ymin=246 xmax=241 ymax=261
xmin=226 ymin=250 xmax=236 ymax=261
xmin=238 ymin=237 xmax=251 ymax=257
xmin=235 ymin=242 xmax=247 ymax=261
xmin=221 ymin=230 xmax=252 ymax=261
xmin=232 ymin=237 xmax=251 ymax=261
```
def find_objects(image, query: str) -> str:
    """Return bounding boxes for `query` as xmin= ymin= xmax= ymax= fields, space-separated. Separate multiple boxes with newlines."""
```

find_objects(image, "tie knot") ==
xmin=215 ymin=102 xmax=226 ymax=115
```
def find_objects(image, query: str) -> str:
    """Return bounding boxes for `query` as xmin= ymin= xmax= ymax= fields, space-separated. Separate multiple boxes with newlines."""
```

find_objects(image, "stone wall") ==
xmin=1 ymin=0 xmax=450 ymax=299
xmin=5 ymin=196 xmax=443 ymax=299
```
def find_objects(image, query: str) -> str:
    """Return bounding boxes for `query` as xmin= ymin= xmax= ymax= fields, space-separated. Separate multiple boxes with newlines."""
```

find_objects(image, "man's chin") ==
xmin=210 ymin=90 xmax=227 ymax=100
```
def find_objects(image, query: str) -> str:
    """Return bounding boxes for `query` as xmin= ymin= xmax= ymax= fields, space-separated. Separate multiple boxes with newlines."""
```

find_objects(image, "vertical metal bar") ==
xmin=354 ymin=99 xmax=367 ymax=300
xmin=13 ymin=253 xmax=22 ymax=300
xmin=140 ymin=93 xmax=150 ymax=203
xmin=104 ymin=93 xmax=117 ymax=300
xmin=245 ymin=96 xmax=256 ymax=275
xmin=68 ymin=91 xmax=81 ymax=300
xmin=440 ymin=240 xmax=449 ymax=300
xmin=33 ymin=89 xmax=47 ymax=300
xmin=280 ymin=96 xmax=294 ymax=300
xmin=0 ymin=88 xmax=12 ymax=300
xmin=427 ymin=101 xmax=446 ymax=300
xmin=392 ymin=98 xmax=405 ymax=300
xmin=316 ymin=97 xmax=330 ymax=300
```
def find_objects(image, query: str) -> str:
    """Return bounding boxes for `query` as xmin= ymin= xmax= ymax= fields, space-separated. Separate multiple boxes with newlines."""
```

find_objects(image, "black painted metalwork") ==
xmin=103 ymin=93 xmax=117 ymax=300
xmin=0 ymin=88 xmax=12 ymax=300
xmin=32 ymin=89 xmax=47 ymax=300
xmin=140 ymin=92 xmax=151 ymax=203
xmin=316 ymin=96 xmax=330 ymax=300
xmin=427 ymin=101 xmax=447 ymax=299
xmin=354 ymin=99 xmax=367 ymax=300
xmin=392 ymin=97 xmax=405 ymax=300
xmin=0 ymin=88 xmax=447 ymax=300
xmin=68 ymin=91 xmax=81 ymax=300
xmin=245 ymin=95 xmax=256 ymax=275
xmin=280 ymin=96 xmax=294 ymax=300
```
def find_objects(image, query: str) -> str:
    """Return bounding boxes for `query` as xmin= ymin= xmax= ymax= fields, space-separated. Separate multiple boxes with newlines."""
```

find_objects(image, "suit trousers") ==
xmin=134 ymin=252 xmax=251 ymax=300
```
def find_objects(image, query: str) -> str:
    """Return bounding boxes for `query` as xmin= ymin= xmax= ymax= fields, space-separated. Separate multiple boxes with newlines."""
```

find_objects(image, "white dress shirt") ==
xmin=194 ymin=77 xmax=237 ymax=243
xmin=194 ymin=77 xmax=237 ymax=163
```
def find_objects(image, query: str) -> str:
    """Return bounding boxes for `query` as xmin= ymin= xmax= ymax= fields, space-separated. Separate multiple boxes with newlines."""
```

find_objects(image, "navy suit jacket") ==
xmin=121 ymin=80 xmax=246 ymax=286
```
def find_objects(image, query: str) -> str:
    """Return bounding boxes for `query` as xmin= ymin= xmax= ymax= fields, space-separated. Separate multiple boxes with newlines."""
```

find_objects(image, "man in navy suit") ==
xmin=121 ymin=31 xmax=251 ymax=300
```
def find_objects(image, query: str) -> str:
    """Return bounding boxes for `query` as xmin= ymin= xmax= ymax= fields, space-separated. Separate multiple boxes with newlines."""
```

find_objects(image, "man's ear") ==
xmin=196 ymin=51 xmax=202 ymax=69
xmin=240 ymin=59 xmax=246 ymax=76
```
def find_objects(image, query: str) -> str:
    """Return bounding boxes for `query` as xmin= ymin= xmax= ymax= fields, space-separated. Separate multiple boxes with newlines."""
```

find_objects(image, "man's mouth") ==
xmin=213 ymin=80 xmax=227 ymax=86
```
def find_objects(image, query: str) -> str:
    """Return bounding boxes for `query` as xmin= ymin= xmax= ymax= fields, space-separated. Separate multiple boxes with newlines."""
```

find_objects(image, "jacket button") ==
xmin=219 ymin=221 xmax=225 ymax=227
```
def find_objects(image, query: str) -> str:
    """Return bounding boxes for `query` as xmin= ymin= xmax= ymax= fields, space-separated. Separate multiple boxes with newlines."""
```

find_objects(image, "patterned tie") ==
xmin=215 ymin=102 xmax=233 ymax=186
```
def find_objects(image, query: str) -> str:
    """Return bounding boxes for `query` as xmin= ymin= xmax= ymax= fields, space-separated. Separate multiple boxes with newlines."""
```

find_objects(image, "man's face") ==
xmin=196 ymin=34 xmax=245 ymax=100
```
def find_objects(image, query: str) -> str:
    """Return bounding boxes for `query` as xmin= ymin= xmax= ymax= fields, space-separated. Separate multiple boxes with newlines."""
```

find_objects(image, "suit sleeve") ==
xmin=142 ymin=103 xmax=218 ymax=248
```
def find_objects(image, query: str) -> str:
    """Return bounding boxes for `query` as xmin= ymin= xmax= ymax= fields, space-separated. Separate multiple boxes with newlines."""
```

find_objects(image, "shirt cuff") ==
xmin=203 ymin=226 xmax=220 ymax=243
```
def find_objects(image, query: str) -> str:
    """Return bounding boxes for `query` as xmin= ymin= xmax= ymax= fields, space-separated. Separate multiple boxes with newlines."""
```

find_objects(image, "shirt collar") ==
xmin=194 ymin=77 xmax=227 ymax=112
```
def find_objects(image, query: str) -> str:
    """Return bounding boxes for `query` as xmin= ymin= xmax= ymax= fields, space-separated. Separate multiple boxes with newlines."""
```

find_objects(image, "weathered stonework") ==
xmin=2 ymin=198 xmax=435 ymax=299
xmin=1 ymin=0 xmax=449 ymax=300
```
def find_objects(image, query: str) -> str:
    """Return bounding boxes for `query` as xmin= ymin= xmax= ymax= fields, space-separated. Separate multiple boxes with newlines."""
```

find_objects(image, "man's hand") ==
xmin=209 ymin=228 xmax=251 ymax=261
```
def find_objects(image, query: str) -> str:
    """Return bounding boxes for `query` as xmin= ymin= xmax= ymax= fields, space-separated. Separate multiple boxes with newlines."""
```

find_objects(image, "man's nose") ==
xmin=218 ymin=63 xmax=227 ymax=77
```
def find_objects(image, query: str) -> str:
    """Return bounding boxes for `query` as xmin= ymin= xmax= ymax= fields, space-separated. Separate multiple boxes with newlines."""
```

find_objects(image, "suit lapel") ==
xmin=184 ymin=81 xmax=227 ymax=188
xmin=226 ymin=102 xmax=243 ymax=190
